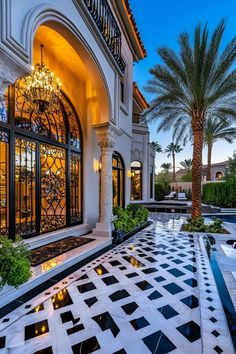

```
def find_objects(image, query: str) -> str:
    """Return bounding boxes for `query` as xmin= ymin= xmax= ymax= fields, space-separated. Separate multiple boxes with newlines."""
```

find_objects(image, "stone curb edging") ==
xmin=194 ymin=233 xmax=235 ymax=354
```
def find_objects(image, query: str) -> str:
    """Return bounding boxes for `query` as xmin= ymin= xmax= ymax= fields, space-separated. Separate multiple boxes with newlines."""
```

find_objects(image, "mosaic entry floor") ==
xmin=0 ymin=214 xmax=228 ymax=353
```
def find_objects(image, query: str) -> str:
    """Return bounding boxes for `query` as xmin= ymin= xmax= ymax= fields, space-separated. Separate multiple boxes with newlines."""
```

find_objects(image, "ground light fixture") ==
xmin=23 ymin=44 xmax=62 ymax=113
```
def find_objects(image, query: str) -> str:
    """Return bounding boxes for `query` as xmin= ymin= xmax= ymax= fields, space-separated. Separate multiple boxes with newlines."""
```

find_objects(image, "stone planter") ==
xmin=112 ymin=220 xmax=151 ymax=244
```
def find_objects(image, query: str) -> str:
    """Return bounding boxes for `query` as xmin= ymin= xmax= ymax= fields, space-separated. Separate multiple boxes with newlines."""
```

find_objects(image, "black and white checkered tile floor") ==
xmin=0 ymin=215 xmax=203 ymax=353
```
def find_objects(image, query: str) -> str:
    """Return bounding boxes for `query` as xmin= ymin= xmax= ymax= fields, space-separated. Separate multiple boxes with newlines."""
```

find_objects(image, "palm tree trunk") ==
xmin=207 ymin=142 xmax=212 ymax=181
xmin=172 ymin=152 xmax=176 ymax=181
xmin=192 ymin=128 xmax=204 ymax=218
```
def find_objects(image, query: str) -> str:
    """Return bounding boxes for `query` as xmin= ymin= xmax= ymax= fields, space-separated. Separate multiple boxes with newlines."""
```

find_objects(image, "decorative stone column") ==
xmin=93 ymin=123 xmax=121 ymax=237
xmin=0 ymin=51 xmax=28 ymax=101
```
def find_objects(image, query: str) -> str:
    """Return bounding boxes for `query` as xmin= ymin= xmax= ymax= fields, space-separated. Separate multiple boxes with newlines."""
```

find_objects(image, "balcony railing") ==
xmin=83 ymin=0 xmax=126 ymax=73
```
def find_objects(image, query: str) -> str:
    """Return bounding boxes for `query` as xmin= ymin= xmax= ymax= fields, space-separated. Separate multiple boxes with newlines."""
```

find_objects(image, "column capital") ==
xmin=0 ymin=51 xmax=28 ymax=101
xmin=93 ymin=122 xmax=122 ymax=150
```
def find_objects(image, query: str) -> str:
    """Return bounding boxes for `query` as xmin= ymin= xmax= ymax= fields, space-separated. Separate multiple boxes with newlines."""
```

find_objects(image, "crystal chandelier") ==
xmin=24 ymin=44 xmax=62 ymax=113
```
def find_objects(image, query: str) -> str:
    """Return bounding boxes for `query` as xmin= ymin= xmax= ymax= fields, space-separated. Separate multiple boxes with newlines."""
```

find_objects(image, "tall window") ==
xmin=131 ymin=161 xmax=142 ymax=200
xmin=0 ymin=81 xmax=82 ymax=239
xmin=150 ymin=165 xmax=154 ymax=199
xmin=112 ymin=152 xmax=125 ymax=208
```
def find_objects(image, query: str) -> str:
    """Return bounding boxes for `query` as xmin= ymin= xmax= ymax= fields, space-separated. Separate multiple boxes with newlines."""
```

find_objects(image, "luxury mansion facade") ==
xmin=0 ymin=0 xmax=155 ymax=241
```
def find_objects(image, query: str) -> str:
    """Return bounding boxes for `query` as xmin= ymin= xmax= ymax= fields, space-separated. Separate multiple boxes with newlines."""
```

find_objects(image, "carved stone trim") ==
xmin=0 ymin=51 xmax=28 ymax=101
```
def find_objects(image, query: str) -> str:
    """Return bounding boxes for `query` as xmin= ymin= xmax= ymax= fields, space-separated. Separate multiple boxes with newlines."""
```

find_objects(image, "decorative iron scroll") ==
xmin=40 ymin=144 xmax=66 ymax=233
xmin=15 ymin=138 xmax=37 ymax=236
xmin=0 ymin=130 xmax=9 ymax=236
xmin=70 ymin=152 xmax=82 ymax=224
xmin=83 ymin=0 xmax=126 ymax=73
xmin=61 ymin=96 xmax=81 ymax=150
xmin=15 ymin=79 xmax=66 ymax=144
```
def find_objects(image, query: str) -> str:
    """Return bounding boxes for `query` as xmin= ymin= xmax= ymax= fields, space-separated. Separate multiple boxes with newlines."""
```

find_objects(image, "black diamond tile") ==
xmin=214 ymin=346 xmax=223 ymax=353
xmin=102 ymin=275 xmax=119 ymax=286
xmin=177 ymin=321 xmax=201 ymax=342
xmin=207 ymin=297 xmax=213 ymax=302
xmin=184 ymin=265 xmax=197 ymax=272
xmin=142 ymin=267 xmax=158 ymax=274
xmin=67 ymin=323 xmax=85 ymax=335
xmin=123 ymin=256 xmax=144 ymax=268
xmin=60 ymin=311 xmax=74 ymax=323
xmin=155 ymin=276 xmax=165 ymax=282
xmin=109 ymin=289 xmax=130 ymax=302
xmin=25 ymin=320 xmax=49 ymax=340
xmin=146 ymin=257 xmax=157 ymax=263
xmin=84 ymin=296 xmax=98 ymax=308
xmin=77 ymin=282 xmax=96 ymax=293
xmin=160 ymin=263 xmax=169 ymax=269
xmin=143 ymin=247 xmax=152 ymax=251
xmin=210 ymin=317 xmax=217 ymax=323
xmin=206 ymin=289 xmax=212 ymax=294
xmin=172 ymin=259 xmax=183 ymax=264
xmin=184 ymin=278 xmax=198 ymax=288
xmin=94 ymin=264 xmax=109 ymax=275
xmin=51 ymin=289 xmax=73 ymax=310
xmin=142 ymin=330 xmax=176 ymax=353
xmin=167 ymin=268 xmax=185 ymax=277
xmin=178 ymin=253 xmax=187 ymax=257
xmin=148 ymin=290 xmax=162 ymax=300
xmin=212 ymin=330 xmax=220 ymax=337
xmin=181 ymin=295 xmax=199 ymax=309
xmin=2 ymin=318 xmax=9 ymax=323
xmin=93 ymin=312 xmax=120 ymax=337
xmin=157 ymin=305 xmax=179 ymax=319
xmin=121 ymin=301 xmax=139 ymax=315
xmin=163 ymin=283 xmax=184 ymax=294
xmin=33 ymin=347 xmax=53 ymax=354
xmin=110 ymin=260 xmax=121 ymax=266
xmin=136 ymin=280 xmax=154 ymax=291
xmin=168 ymin=248 xmax=177 ymax=252
xmin=28 ymin=303 xmax=44 ymax=314
xmin=72 ymin=336 xmax=100 ymax=354
xmin=208 ymin=306 xmax=215 ymax=311
xmin=77 ymin=274 xmax=88 ymax=281
xmin=113 ymin=350 xmax=127 ymax=354
xmin=126 ymin=272 xmax=138 ymax=278
xmin=130 ymin=316 xmax=149 ymax=330
xmin=0 ymin=336 xmax=5 ymax=349
xmin=25 ymin=304 xmax=31 ymax=309
xmin=119 ymin=266 xmax=126 ymax=270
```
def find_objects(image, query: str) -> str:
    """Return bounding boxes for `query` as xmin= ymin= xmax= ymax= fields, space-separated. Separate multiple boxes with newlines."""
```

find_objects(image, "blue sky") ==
xmin=129 ymin=0 xmax=236 ymax=171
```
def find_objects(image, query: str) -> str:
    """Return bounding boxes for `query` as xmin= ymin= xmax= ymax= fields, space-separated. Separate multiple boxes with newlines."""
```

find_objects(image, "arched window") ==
xmin=215 ymin=171 xmax=223 ymax=180
xmin=131 ymin=161 xmax=142 ymax=200
xmin=0 ymin=82 xmax=82 ymax=239
xmin=112 ymin=152 xmax=125 ymax=208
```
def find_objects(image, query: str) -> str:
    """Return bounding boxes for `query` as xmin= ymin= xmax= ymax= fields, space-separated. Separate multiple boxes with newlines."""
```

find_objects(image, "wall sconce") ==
xmin=94 ymin=158 xmax=102 ymax=173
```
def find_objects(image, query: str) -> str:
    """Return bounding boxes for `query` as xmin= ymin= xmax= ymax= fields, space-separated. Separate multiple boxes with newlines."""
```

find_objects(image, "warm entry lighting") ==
xmin=23 ymin=44 xmax=62 ymax=113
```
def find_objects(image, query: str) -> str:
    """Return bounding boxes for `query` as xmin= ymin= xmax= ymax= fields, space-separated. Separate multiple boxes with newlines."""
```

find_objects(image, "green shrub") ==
xmin=0 ymin=236 xmax=32 ymax=288
xmin=183 ymin=217 xmax=225 ymax=233
xmin=203 ymin=180 xmax=236 ymax=207
xmin=113 ymin=204 xmax=148 ymax=233
xmin=155 ymin=183 xmax=171 ymax=201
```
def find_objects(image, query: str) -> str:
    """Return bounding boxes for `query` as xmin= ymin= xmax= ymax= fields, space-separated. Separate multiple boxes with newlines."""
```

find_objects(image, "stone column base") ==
xmin=92 ymin=222 xmax=112 ymax=238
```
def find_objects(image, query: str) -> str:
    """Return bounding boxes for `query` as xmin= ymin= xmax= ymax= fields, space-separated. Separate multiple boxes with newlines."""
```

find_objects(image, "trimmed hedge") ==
xmin=113 ymin=204 xmax=149 ymax=233
xmin=203 ymin=181 xmax=236 ymax=207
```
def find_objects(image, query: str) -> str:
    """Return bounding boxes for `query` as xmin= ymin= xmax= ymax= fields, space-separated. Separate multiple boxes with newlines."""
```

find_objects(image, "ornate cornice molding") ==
xmin=0 ymin=50 xmax=28 ymax=101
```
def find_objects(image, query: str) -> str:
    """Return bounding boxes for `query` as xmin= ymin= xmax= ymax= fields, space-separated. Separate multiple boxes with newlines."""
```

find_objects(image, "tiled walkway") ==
xmin=0 ymin=215 xmax=202 ymax=353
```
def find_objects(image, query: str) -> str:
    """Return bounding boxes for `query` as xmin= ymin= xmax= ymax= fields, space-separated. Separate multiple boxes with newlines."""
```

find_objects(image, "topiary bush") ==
xmin=0 ymin=236 xmax=32 ymax=289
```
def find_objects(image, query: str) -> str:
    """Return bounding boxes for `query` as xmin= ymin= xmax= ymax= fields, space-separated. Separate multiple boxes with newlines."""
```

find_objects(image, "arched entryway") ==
xmin=0 ymin=82 xmax=82 ymax=239
xmin=112 ymin=152 xmax=125 ymax=208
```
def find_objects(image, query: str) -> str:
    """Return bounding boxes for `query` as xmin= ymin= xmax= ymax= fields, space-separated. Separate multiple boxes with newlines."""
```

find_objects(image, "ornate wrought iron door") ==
xmin=0 ymin=131 xmax=9 ymax=236
xmin=40 ymin=144 xmax=66 ymax=233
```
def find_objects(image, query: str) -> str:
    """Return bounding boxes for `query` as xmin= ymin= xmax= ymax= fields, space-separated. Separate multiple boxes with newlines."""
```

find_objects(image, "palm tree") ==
xmin=204 ymin=117 xmax=236 ymax=180
xmin=165 ymin=143 xmax=183 ymax=181
xmin=144 ymin=20 xmax=236 ymax=218
xmin=151 ymin=141 xmax=162 ymax=153
xmin=179 ymin=158 xmax=193 ymax=172
xmin=160 ymin=162 xmax=172 ymax=173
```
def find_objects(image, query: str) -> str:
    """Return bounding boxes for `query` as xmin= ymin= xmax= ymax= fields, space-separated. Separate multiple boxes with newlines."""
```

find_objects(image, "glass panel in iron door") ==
xmin=40 ymin=144 xmax=66 ymax=233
